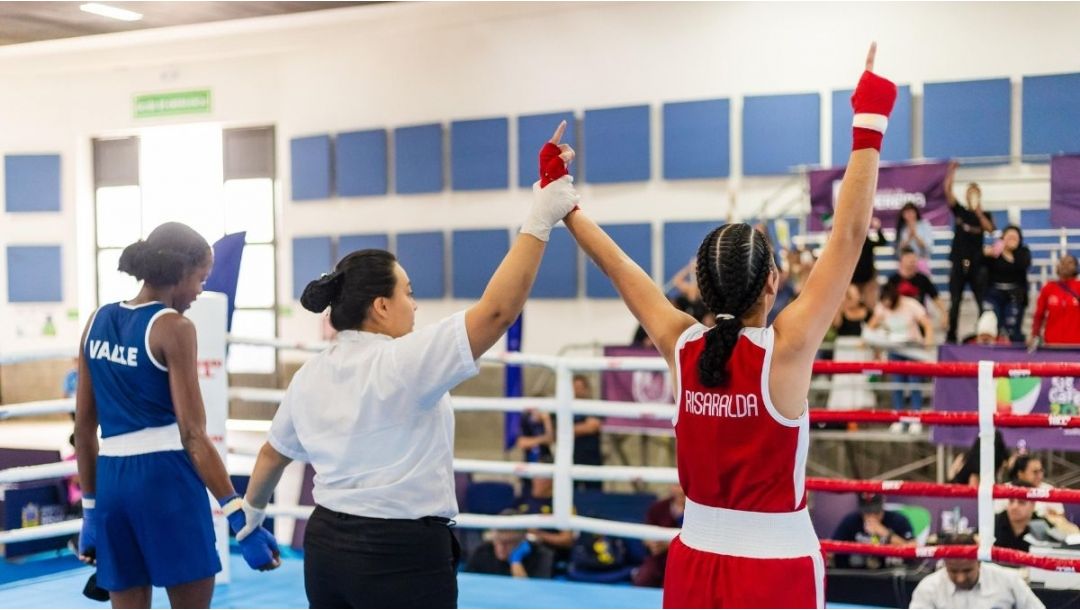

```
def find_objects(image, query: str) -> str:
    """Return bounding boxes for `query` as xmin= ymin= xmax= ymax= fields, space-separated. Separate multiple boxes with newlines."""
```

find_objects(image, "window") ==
xmin=92 ymin=125 xmax=278 ymax=374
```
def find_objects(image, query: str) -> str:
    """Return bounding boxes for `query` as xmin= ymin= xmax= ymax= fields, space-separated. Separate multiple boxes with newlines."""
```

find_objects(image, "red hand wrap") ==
xmin=852 ymin=128 xmax=884 ymax=152
xmin=539 ymin=142 xmax=568 ymax=187
xmin=850 ymin=70 xmax=897 ymax=116
xmin=850 ymin=70 xmax=898 ymax=152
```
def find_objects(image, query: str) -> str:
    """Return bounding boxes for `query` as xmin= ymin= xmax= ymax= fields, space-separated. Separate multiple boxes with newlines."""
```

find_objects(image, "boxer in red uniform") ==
xmin=562 ymin=44 xmax=896 ymax=608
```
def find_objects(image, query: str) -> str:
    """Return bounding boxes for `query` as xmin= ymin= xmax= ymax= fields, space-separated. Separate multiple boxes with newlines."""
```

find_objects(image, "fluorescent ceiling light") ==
xmin=80 ymin=3 xmax=143 ymax=22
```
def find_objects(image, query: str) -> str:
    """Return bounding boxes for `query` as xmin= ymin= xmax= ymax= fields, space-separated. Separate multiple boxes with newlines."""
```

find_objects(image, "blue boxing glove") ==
xmin=78 ymin=496 xmax=97 ymax=564
xmin=509 ymin=539 xmax=533 ymax=565
xmin=219 ymin=494 xmax=280 ymax=571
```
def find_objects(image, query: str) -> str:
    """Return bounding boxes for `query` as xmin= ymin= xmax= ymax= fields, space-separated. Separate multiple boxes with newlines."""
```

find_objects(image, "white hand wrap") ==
xmin=520 ymin=175 xmax=580 ymax=242
xmin=234 ymin=499 xmax=267 ymax=542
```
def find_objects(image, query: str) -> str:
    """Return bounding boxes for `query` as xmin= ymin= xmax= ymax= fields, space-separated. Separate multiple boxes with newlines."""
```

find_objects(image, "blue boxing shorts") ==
xmin=95 ymin=449 xmax=221 ymax=591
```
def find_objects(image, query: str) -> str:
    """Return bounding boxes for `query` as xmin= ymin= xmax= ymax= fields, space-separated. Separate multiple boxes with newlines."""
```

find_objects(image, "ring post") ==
xmin=553 ymin=364 xmax=575 ymax=530
xmin=187 ymin=292 xmax=231 ymax=583
xmin=977 ymin=360 xmax=995 ymax=562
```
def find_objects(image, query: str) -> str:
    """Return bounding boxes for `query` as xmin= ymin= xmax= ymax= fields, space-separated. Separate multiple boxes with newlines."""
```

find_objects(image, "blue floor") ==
xmin=0 ymin=550 xmax=878 ymax=608
xmin=0 ymin=551 xmax=662 ymax=609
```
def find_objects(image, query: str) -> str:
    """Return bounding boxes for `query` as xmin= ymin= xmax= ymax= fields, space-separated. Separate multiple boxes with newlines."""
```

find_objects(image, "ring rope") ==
xmin=819 ymin=540 xmax=1080 ymax=573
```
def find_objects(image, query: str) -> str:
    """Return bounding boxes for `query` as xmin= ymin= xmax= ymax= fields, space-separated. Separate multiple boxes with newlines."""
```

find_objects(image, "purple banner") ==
xmin=601 ymin=346 xmax=673 ymax=432
xmin=932 ymin=344 xmax=1080 ymax=451
xmin=1050 ymin=154 xmax=1080 ymax=227
xmin=808 ymin=161 xmax=952 ymax=232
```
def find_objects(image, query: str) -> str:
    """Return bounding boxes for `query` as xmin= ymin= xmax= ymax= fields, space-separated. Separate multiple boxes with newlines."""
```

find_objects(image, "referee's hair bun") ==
xmin=300 ymin=272 xmax=342 ymax=313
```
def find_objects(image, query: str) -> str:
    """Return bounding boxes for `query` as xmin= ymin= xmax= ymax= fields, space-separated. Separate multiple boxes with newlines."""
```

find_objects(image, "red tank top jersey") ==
xmin=674 ymin=324 xmax=809 ymax=513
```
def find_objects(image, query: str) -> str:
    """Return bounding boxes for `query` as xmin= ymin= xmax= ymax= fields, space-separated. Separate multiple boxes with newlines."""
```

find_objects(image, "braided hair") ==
xmin=695 ymin=223 xmax=775 ymax=387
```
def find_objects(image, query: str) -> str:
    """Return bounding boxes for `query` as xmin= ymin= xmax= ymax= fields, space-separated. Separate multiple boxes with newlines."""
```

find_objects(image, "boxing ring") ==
xmin=1 ymin=332 xmax=1079 ymax=607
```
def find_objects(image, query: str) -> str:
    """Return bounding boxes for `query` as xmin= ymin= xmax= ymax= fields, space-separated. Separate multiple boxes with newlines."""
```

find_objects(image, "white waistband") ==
xmin=99 ymin=423 xmax=184 ymax=457
xmin=679 ymin=497 xmax=820 ymax=559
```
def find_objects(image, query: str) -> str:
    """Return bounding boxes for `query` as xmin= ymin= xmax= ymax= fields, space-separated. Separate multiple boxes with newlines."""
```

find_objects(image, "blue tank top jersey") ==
xmin=84 ymin=301 xmax=178 ymax=438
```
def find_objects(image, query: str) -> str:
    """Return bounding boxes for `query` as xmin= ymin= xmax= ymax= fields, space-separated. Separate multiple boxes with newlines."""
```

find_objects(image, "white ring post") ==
xmin=553 ymin=364 xmax=575 ymax=530
xmin=187 ymin=292 xmax=231 ymax=583
xmin=977 ymin=360 xmax=996 ymax=562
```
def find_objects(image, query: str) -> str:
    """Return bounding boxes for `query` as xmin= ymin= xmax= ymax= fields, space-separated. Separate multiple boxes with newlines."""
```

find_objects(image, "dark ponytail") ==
xmin=117 ymin=222 xmax=210 ymax=286
xmin=695 ymin=223 xmax=774 ymax=387
xmin=301 ymin=249 xmax=398 ymax=332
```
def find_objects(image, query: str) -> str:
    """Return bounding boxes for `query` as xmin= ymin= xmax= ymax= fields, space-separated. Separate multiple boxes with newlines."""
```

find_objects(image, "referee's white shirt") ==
xmin=268 ymin=311 xmax=479 ymax=520
xmin=909 ymin=562 xmax=1045 ymax=609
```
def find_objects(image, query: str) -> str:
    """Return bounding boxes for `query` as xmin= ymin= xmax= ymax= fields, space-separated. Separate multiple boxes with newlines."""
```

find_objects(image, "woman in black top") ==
xmin=853 ymin=217 xmax=887 ymax=308
xmin=832 ymin=284 xmax=871 ymax=337
xmin=983 ymin=225 xmax=1031 ymax=342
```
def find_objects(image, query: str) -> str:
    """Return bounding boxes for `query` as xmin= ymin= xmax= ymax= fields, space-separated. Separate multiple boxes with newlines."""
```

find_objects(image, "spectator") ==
xmin=868 ymin=282 xmax=934 ymax=432
xmin=944 ymin=163 xmax=996 ymax=343
xmin=983 ymin=226 xmax=1031 ymax=343
xmin=994 ymin=480 xmax=1049 ymax=553
xmin=831 ymin=493 xmax=914 ymax=569
xmin=1029 ymin=253 xmax=1080 ymax=347
xmin=886 ymin=247 xmax=947 ymax=322
xmin=571 ymin=375 xmax=604 ymax=491
xmin=516 ymin=408 xmax=553 ymax=464
xmin=465 ymin=517 xmax=555 ymax=579
xmin=632 ymin=485 xmax=685 ymax=588
xmin=949 ymin=431 xmax=1009 ymax=487
xmin=908 ymin=533 xmax=1045 ymax=609
xmin=832 ymin=284 xmax=871 ymax=338
xmin=895 ymin=202 xmax=935 ymax=273
xmin=964 ymin=311 xmax=1010 ymax=346
xmin=1002 ymin=456 xmax=1078 ymax=534
xmin=853 ymin=217 xmax=888 ymax=309
xmin=515 ymin=460 xmax=575 ymax=562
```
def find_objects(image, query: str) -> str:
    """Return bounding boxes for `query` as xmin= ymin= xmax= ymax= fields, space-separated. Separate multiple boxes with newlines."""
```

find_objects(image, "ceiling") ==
xmin=0 ymin=2 xmax=376 ymax=46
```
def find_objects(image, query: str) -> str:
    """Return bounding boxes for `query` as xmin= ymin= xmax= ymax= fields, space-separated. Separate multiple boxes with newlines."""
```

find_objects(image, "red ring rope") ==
xmin=806 ymin=478 xmax=1080 ymax=503
xmin=813 ymin=361 xmax=1080 ymax=378
xmin=819 ymin=540 xmax=1080 ymax=572
xmin=808 ymin=409 xmax=1080 ymax=428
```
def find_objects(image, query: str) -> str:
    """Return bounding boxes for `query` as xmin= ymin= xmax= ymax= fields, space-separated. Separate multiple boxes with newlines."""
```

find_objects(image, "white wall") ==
xmin=1 ymin=1 xmax=1078 ymax=358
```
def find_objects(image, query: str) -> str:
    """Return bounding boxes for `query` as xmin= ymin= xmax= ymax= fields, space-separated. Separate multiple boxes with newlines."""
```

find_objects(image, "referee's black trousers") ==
xmin=304 ymin=505 xmax=460 ymax=609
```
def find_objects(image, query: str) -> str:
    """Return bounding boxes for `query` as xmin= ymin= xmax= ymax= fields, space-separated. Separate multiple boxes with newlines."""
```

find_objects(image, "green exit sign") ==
xmin=134 ymin=89 xmax=212 ymax=119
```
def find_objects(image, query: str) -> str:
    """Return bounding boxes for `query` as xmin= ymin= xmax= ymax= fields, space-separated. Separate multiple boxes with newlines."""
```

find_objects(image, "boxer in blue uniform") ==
xmin=75 ymin=222 xmax=279 ymax=608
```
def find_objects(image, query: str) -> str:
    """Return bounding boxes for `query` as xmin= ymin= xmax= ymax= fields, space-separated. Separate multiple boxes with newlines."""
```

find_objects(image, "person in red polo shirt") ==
xmin=1029 ymin=254 xmax=1080 ymax=347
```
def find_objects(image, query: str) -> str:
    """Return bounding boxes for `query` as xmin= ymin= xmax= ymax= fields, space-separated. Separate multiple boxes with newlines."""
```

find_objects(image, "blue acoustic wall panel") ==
xmin=831 ymin=85 xmax=912 ymax=165
xmin=586 ymin=224 xmax=652 ymax=298
xmin=662 ymin=221 xmax=722 ymax=282
xmin=533 ymin=227 xmax=578 ymax=298
xmin=338 ymin=234 xmax=390 ymax=260
xmin=663 ymin=99 xmax=730 ymax=179
xmin=1019 ymin=209 xmax=1052 ymax=230
xmin=336 ymin=129 xmax=387 ymax=196
xmin=923 ymin=78 xmax=1011 ymax=161
xmin=518 ymin=112 xmax=576 ymax=188
xmin=394 ymin=124 xmax=444 ymax=194
xmin=451 ymin=118 xmax=508 ymax=191
xmin=6 ymin=245 xmax=62 ymax=302
xmin=290 ymin=135 xmax=333 ymax=201
xmin=742 ymin=93 xmax=821 ymax=176
xmin=396 ymin=232 xmax=445 ymax=298
xmin=5 ymin=155 xmax=61 ymax=212
xmin=1022 ymin=73 xmax=1080 ymax=156
xmin=291 ymin=236 xmax=333 ymax=300
xmin=583 ymin=105 xmax=650 ymax=183
xmin=452 ymin=229 xmax=509 ymax=299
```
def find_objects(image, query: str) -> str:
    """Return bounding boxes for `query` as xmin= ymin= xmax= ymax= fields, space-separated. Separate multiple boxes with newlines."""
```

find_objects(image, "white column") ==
xmin=187 ymin=292 xmax=231 ymax=582
xmin=552 ymin=364 xmax=575 ymax=530
xmin=976 ymin=360 xmax=996 ymax=562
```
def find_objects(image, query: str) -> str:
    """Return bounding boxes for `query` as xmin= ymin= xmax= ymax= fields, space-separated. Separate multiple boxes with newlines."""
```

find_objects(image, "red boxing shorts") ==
xmin=662 ymin=536 xmax=825 ymax=609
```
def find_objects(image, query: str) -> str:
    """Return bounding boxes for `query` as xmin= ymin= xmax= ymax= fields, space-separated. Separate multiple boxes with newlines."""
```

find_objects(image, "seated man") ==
xmin=909 ymin=533 xmax=1044 ymax=609
xmin=994 ymin=480 xmax=1050 ymax=553
xmin=514 ymin=460 xmax=575 ymax=563
xmin=632 ymin=485 xmax=685 ymax=588
xmin=465 ymin=518 xmax=555 ymax=579
xmin=831 ymin=493 xmax=914 ymax=569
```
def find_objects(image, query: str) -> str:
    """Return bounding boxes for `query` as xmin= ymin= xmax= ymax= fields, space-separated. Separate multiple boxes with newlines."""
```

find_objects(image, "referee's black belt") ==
xmin=316 ymin=505 xmax=454 ymax=526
